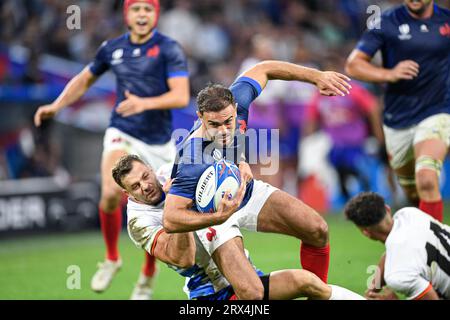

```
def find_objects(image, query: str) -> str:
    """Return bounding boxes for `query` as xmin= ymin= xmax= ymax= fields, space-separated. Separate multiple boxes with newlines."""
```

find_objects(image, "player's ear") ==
xmin=196 ymin=111 xmax=202 ymax=119
xmin=361 ymin=228 xmax=371 ymax=238
xmin=384 ymin=204 xmax=391 ymax=215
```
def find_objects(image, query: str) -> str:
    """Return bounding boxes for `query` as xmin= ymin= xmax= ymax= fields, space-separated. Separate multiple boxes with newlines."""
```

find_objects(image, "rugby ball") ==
xmin=195 ymin=160 xmax=241 ymax=213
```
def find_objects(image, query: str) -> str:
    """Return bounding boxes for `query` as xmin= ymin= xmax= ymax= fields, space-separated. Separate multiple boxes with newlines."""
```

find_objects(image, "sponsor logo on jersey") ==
xmin=398 ymin=24 xmax=412 ymax=40
xmin=440 ymin=23 xmax=450 ymax=37
xmin=111 ymin=49 xmax=124 ymax=65
xmin=147 ymin=45 xmax=160 ymax=58
xmin=206 ymin=227 xmax=217 ymax=242
xmin=420 ymin=24 xmax=429 ymax=33
xmin=132 ymin=48 xmax=141 ymax=57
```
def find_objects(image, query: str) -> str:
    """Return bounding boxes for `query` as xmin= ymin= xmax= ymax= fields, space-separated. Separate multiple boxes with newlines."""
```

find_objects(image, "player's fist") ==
xmin=238 ymin=161 xmax=253 ymax=184
xmin=315 ymin=71 xmax=352 ymax=97
xmin=34 ymin=104 xmax=60 ymax=127
xmin=216 ymin=181 xmax=246 ymax=221
xmin=388 ymin=60 xmax=419 ymax=83
xmin=116 ymin=90 xmax=147 ymax=117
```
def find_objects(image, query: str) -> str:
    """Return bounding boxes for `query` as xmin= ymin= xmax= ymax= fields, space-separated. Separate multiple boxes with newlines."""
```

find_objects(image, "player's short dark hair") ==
xmin=197 ymin=84 xmax=236 ymax=115
xmin=112 ymin=154 xmax=145 ymax=189
xmin=344 ymin=192 xmax=387 ymax=227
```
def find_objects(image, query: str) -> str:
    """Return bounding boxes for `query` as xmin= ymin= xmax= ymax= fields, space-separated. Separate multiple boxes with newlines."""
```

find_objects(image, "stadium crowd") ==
xmin=0 ymin=0 xmax=448 ymax=201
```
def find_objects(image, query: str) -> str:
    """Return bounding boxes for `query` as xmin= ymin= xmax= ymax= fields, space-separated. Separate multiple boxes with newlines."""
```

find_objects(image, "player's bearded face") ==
xmin=201 ymin=105 xmax=237 ymax=147
xmin=127 ymin=3 xmax=157 ymax=36
xmin=123 ymin=162 xmax=163 ymax=205
xmin=405 ymin=0 xmax=432 ymax=15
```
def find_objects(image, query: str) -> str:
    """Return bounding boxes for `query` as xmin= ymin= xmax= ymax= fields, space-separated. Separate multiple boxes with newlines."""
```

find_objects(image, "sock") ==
xmin=419 ymin=199 xmax=443 ymax=222
xmin=142 ymin=251 xmax=157 ymax=277
xmin=300 ymin=243 xmax=330 ymax=283
xmin=329 ymin=285 xmax=365 ymax=300
xmin=99 ymin=206 xmax=122 ymax=261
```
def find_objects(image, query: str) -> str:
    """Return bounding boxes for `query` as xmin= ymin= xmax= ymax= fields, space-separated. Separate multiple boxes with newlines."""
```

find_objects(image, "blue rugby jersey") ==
xmin=89 ymin=30 xmax=189 ymax=144
xmin=169 ymin=77 xmax=263 ymax=211
xmin=356 ymin=4 xmax=450 ymax=128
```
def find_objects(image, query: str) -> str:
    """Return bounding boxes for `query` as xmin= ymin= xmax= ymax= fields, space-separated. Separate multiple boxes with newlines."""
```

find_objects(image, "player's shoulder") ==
xmin=381 ymin=4 xmax=405 ymax=19
xmin=394 ymin=207 xmax=430 ymax=222
xmin=435 ymin=5 xmax=450 ymax=18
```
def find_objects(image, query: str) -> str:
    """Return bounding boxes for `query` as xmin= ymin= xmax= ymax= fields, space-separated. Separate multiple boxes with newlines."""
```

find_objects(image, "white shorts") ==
xmin=196 ymin=179 xmax=278 ymax=255
xmin=383 ymin=113 xmax=450 ymax=170
xmin=103 ymin=127 xmax=176 ymax=171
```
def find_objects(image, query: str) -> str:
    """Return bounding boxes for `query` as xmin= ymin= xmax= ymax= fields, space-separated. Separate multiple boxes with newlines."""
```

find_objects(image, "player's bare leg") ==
xmin=91 ymin=149 xmax=127 ymax=293
xmin=414 ymin=138 xmax=448 ymax=222
xmin=393 ymin=159 xmax=418 ymax=205
xmin=268 ymin=269 xmax=364 ymax=300
xmin=212 ymin=237 xmax=264 ymax=300
xmin=256 ymin=190 xmax=330 ymax=282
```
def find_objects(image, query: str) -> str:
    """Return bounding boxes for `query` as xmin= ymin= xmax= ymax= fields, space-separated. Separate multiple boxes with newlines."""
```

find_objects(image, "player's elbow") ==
xmin=163 ymin=212 xmax=183 ymax=233
xmin=344 ymin=58 xmax=357 ymax=78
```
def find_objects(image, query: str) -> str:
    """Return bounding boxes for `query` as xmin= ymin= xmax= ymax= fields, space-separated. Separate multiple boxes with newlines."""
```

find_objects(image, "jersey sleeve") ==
xmin=127 ymin=213 xmax=164 ymax=255
xmin=88 ymin=41 xmax=110 ymax=76
xmin=164 ymin=40 xmax=189 ymax=79
xmin=168 ymin=163 xmax=198 ymax=201
xmin=384 ymin=243 xmax=431 ymax=300
xmin=355 ymin=18 xmax=386 ymax=57
xmin=229 ymin=76 xmax=262 ymax=122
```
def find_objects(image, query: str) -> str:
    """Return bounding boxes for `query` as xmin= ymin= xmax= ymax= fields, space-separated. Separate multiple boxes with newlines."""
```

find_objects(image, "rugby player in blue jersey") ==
xmin=33 ymin=0 xmax=190 ymax=299
xmin=112 ymin=154 xmax=364 ymax=300
xmin=346 ymin=0 xmax=450 ymax=222
xmin=163 ymin=60 xmax=352 ymax=298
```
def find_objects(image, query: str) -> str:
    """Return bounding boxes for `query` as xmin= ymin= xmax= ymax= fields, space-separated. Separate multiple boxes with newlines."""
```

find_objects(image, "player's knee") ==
xmin=292 ymin=270 xmax=326 ymax=298
xmin=100 ymin=188 xmax=122 ymax=212
xmin=309 ymin=219 xmax=329 ymax=247
xmin=235 ymin=282 xmax=264 ymax=300
xmin=416 ymin=170 xmax=439 ymax=194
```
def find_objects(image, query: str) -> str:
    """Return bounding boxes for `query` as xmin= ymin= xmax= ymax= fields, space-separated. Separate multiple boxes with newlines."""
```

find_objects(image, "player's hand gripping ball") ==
xmin=195 ymin=160 xmax=241 ymax=213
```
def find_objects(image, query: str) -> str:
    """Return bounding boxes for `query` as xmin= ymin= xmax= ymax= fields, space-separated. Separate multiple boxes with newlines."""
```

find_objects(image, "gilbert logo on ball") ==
xmin=195 ymin=160 xmax=241 ymax=213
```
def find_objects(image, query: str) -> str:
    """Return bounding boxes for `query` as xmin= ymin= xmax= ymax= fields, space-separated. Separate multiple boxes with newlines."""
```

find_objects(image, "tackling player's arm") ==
xmin=151 ymin=230 xmax=195 ymax=268
xmin=34 ymin=67 xmax=98 ymax=127
xmin=240 ymin=60 xmax=352 ymax=97
xmin=163 ymin=182 xmax=246 ymax=233
xmin=345 ymin=49 xmax=419 ymax=84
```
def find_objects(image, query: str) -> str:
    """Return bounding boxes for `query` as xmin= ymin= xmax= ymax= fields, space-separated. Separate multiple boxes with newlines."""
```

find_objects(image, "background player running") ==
xmin=113 ymin=154 xmax=364 ymax=300
xmin=345 ymin=0 xmax=450 ymax=222
xmin=33 ymin=0 xmax=190 ymax=299
xmin=345 ymin=192 xmax=450 ymax=300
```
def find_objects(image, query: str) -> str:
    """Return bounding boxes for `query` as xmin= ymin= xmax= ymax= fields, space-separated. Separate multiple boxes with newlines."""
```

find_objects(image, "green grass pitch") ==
xmin=1 ymin=207 xmax=449 ymax=300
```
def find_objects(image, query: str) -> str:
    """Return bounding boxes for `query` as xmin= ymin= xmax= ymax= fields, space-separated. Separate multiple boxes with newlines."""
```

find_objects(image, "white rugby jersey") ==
xmin=384 ymin=207 xmax=450 ymax=299
xmin=126 ymin=164 xmax=260 ymax=299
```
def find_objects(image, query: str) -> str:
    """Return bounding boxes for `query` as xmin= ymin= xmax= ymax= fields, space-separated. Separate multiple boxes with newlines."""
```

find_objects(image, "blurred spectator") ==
xmin=302 ymin=56 xmax=384 ymax=200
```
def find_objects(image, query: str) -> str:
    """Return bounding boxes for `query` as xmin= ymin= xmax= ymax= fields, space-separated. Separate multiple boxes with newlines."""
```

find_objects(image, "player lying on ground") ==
xmin=345 ymin=0 xmax=450 ymax=222
xmin=163 ymin=60 xmax=352 ymax=297
xmin=345 ymin=192 xmax=450 ymax=300
xmin=33 ymin=0 xmax=190 ymax=299
xmin=112 ymin=154 xmax=364 ymax=300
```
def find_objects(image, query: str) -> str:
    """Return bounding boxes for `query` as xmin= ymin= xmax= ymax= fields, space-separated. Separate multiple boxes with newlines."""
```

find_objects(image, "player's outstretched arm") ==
xmin=116 ymin=77 xmax=190 ymax=117
xmin=34 ymin=67 xmax=98 ymax=127
xmin=345 ymin=49 xmax=419 ymax=84
xmin=240 ymin=60 xmax=352 ymax=97
xmin=151 ymin=231 xmax=196 ymax=269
